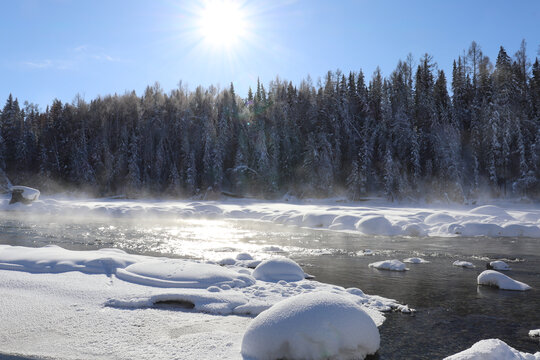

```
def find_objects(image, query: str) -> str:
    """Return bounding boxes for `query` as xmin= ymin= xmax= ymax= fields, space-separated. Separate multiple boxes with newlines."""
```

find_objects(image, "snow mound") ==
xmin=444 ymin=338 xmax=540 ymax=359
xmin=369 ymin=259 xmax=408 ymax=271
xmin=106 ymin=289 xmax=249 ymax=315
xmin=489 ymin=260 xmax=510 ymax=271
xmin=241 ymin=292 xmax=380 ymax=360
xmin=236 ymin=253 xmax=254 ymax=261
xmin=502 ymin=224 xmax=540 ymax=238
xmin=460 ymin=222 xmax=504 ymax=237
xmin=477 ymin=270 xmax=531 ymax=291
xmin=252 ymin=258 xmax=305 ymax=282
xmin=453 ymin=260 xmax=475 ymax=268
xmin=424 ymin=213 xmax=456 ymax=225
xmin=469 ymin=205 xmax=513 ymax=219
xmin=529 ymin=329 xmax=540 ymax=338
xmin=403 ymin=257 xmax=430 ymax=264
xmin=0 ymin=244 xmax=139 ymax=275
xmin=356 ymin=216 xmax=400 ymax=236
xmin=302 ymin=212 xmax=337 ymax=228
xmin=402 ymin=223 xmax=427 ymax=236
xmin=116 ymin=259 xmax=256 ymax=288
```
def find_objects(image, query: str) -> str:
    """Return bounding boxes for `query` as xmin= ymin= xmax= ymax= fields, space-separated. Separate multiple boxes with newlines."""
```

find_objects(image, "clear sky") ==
xmin=1 ymin=0 xmax=539 ymax=110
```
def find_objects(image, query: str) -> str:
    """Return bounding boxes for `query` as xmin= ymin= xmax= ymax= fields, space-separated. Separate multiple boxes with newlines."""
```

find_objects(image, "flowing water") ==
xmin=1 ymin=212 xmax=539 ymax=359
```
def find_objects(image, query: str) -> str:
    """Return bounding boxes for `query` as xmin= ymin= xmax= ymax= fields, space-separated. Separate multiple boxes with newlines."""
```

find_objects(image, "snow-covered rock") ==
xmin=252 ymin=258 xmax=305 ymax=282
xmin=356 ymin=215 xmax=400 ymax=236
xmin=236 ymin=253 xmax=253 ymax=261
xmin=241 ymin=292 xmax=380 ymax=360
xmin=369 ymin=259 xmax=408 ymax=271
xmin=444 ymin=338 xmax=540 ymax=359
xmin=403 ymin=257 xmax=430 ymax=264
xmin=453 ymin=260 xmax=475 ymax=268
xmin=477 ymin=270 xmax=531 ymax=291
xmin=529 ymin=329 xmax=540 ymax=338
xmin=488 ymin=260 xmax=510 ymax=271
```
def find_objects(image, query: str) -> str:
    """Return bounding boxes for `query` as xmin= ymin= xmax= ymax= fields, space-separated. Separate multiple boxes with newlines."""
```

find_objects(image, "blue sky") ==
xmin=1 ymin=0 xmax=539 ymax=109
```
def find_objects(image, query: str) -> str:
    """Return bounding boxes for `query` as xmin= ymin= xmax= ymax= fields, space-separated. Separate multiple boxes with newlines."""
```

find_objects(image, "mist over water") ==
xmin=1 ymin=210 xmax=539 ymax=358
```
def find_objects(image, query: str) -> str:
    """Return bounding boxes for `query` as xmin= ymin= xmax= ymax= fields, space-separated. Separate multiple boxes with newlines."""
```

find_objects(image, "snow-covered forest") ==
xmin=1 ymin=41 xmax=539 ymax=200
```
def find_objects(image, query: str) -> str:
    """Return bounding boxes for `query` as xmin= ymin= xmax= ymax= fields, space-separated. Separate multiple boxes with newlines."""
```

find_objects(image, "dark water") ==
xmin=1 ymin=213 xmax=539 ymax=358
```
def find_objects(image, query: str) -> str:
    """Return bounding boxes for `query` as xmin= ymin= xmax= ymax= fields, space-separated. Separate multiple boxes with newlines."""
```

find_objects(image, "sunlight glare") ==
xmin=199 ymin=0 xmax=247 ymax=48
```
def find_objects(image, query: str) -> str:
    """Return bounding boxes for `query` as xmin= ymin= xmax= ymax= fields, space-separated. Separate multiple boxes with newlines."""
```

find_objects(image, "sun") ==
xmin=198 ymin=0 xmax=248 ymax=49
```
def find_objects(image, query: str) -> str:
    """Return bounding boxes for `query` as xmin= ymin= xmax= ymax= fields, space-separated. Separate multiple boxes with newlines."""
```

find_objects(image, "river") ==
xmin=1 ymin=212 xmax=539 ymax=358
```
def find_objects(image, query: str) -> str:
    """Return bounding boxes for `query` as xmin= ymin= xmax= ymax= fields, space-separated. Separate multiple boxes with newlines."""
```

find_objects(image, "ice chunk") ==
xmin=477 ymin=270 xmax=531 ymax=291
xmin=241 ymin=292 xmax=380 ymax=360
xmin=444 ymin=338 xmax=540 ymax=359
xmin=252 ymin=258 xmax=305 ymax=282
xmin=116 ymin=259 xmax=256 ymax=288
xmin=403 ymin=257 xmax=430 ymax=264
xmin=488 ymin=260 xmax=510 ymax=271
xmin=453 ymin=260 xmax=475 ymax=268
xmin=369 ymin=259 xmax=408 ymax=271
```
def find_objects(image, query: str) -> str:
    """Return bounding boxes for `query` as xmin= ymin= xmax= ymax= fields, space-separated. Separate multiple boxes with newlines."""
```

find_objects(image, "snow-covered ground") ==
xmin=2 ymin=196 xmax=540 ymax=238
xmin=0 ymin=245 xmax=410 ymax=359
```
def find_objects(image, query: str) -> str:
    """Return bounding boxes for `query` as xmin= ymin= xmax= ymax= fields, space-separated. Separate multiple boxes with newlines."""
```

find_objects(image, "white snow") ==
xmin=444 ymin=338 xmax=540 ymax=359
xmin=252 ymin=257 xmax=306 ymax=282
xmin=489 ymin=260 xmax=511 ymax=271
xmin=369 ymin=259 xmax=408 ymax=271
xmin=1 ymin=196 xmax=540 ymax=238
xmin=0 ymin=245 xmax=410 ymax=359
xmin=403 ymin=257 xmax=430 ymax=264
xmin=529 ymin=329 xmax=540 ymax=338
xmin=477 ymin=270 xmax=531 ymax=291
xmin=356 ymin=215 xmax=401 ymax=236
xmin=453 ymin=260 xmax=475 ymax=268
xmin=241 ymin=292 xmax=380 ymax=360
xmin=116 ymin=259 xmax=256 ymax=289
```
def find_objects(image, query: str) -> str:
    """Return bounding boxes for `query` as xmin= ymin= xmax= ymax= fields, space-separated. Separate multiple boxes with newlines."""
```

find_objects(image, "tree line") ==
xmin=1 ymin=41 xmax=539 ymax=201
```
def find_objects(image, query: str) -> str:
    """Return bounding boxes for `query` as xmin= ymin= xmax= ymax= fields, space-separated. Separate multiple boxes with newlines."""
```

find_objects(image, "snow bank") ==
xmin=369 ymin=259 xmax=408 ymax=271
xmin=0 ymin=245 xmax=409 ymax=320
xmin=477 ymin=270 xmax=531 ymax=291
xmin=252 ymin=258 xmax=306 ymax=282
xmin=403 ymin=257 xmax=430 ymax=264
xmin=0 ymin=244 xmax=140 ymax=274
xmin=530 ymin=329 xmax=540 ymax=338
xmin=2 ymin=197 xmax=540 ymax=238
xmin=489 ymin=260 xmax=510 ymax=271
xmin=444 ymin=338 xmax=540 ymax=359
xmin=241 ymin=292 xmax=380 ymax=360
xmin=453 ymin=260 xmax=475 ymax=268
